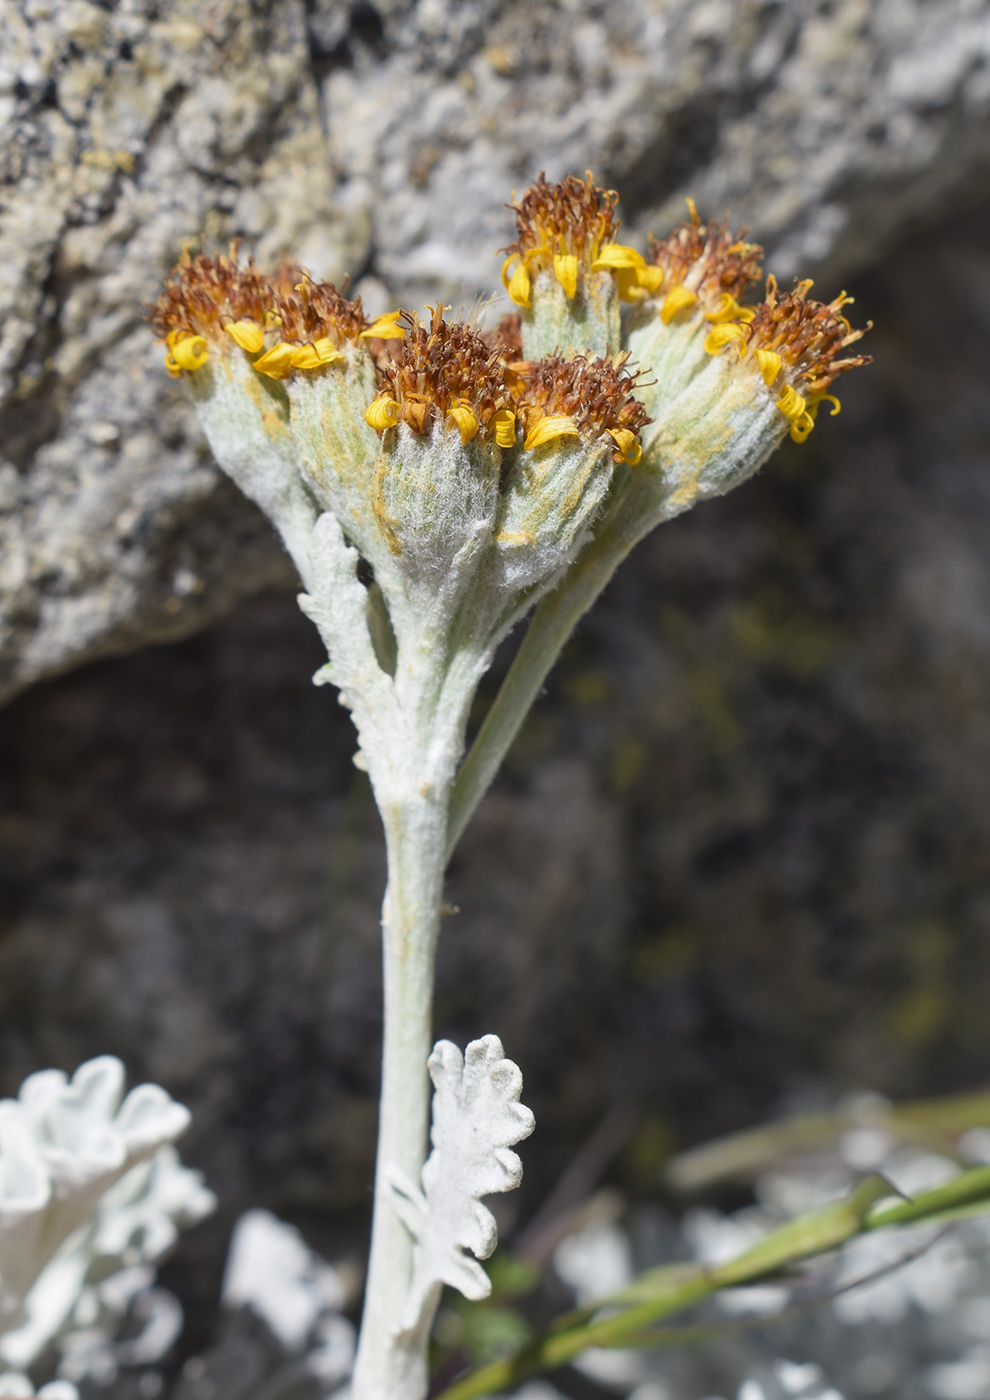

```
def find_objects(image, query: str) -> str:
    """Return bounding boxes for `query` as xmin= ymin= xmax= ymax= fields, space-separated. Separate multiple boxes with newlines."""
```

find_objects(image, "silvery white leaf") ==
xmin=390 ymin=1035 xmax=534 ymax=1333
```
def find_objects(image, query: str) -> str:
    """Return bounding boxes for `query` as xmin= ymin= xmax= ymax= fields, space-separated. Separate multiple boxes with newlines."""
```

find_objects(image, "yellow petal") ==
xmin=507 ymin=261 xmax=532 ymax=308
xmin=501 ymin=256 xmax=520 ymax=290
xmin=523 ymin=414 xmax=581 ymax=451
xmin=366 ymin=397 xmax=400 ymax=431
xmin=360 ymin=312 xmax=406 ymax=340
xmin=659 ymin=284 xmax=699 ymax=324
xmin=166 ymin=334 xmax=208 ymax=372
xmin=553 ymin=254 xmax=578 ymax=299
xmin=789 ymin=411 xmax=815 ymax=443
xmin=493 ymin=408 xmax=516 ymax=448
xmin=776 ymin=385 xmax=807 ymax=423
xmin=819 ymin=393 xmax=841 ymax=416
xmin=635 ymin=264 xmax=664 ymax=295
xmin=446 ymin=400 xmax=479 ymax=445
xmin=225 ymin=319 xmax=265 ymax=353
xmin=704 ymin=292 xmax=755 ymax=325
xmin=607 ymin=427 xmax=642 ymax=465
xmin=252 ymin=342 xmax=297 ymax=378
xmin=290 ymin=337 xmax=346 ymax=370
xmin=756 ymin=349 xmax=782 ymax=386
xmin=591 ymin=242 xmax=646 ymax=271
xmin=615 ymin=267 xmax=646 ymax=303
xmin=703 ymin=323 xmax=748 ymax=356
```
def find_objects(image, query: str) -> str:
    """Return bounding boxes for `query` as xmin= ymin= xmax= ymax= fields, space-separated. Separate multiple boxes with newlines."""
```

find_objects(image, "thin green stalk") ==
xmin=434 ymin=1168 xmax=990 ymax=1400
xmin=666 ymin=1086 xmax=990 ymax=1193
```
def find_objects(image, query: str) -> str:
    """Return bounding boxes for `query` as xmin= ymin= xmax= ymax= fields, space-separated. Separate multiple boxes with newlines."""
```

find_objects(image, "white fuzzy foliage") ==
xmin=0 ymin=1056 xmax=207 ymax=1363
xmin=388 ymin=1036 xmax=534 ymax=1332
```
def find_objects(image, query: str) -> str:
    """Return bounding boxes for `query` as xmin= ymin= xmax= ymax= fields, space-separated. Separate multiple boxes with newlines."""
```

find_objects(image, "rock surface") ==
xmin=3 ymin=0 xmax=990 ymax=697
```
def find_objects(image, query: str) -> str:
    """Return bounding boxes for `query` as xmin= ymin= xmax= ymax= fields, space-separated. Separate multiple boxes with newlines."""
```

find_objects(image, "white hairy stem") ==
xmin=352 ymin=782 xmax=447 ymax=1400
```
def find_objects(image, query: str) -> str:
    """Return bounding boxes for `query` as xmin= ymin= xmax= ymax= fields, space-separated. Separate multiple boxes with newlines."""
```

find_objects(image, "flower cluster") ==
xmin=501 ymin=170 xmax=662 ymax=306
xmin=702 ymin=275 xmax=869 ymax=442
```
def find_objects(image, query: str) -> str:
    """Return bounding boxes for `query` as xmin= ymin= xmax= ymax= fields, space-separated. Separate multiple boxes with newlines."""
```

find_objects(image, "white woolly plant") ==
xmin=0 ymin=1055 xmax=214 ymax=1380
xmin=151 ymin=171 xmax=869 ymax=1400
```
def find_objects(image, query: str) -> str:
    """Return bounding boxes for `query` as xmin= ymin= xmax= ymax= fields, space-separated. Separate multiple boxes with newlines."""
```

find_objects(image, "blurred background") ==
xmin=4 ymin=0 xmax=990 ymax=1385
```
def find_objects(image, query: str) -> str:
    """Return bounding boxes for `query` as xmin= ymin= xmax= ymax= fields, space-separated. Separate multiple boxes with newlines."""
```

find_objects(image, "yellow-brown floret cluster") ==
xmin=649 ymin=204 xmax=763 ymax=308
xmin=501 ymin=172 xmax=662 ymax=305
xmin=151 ymin=247 xmax=370 ymax=378
xmin=368 ymin=305 xmax=517 ymax=445
xmin=514 ymin=354 xmax=651 ymax=463
xmin=703 ymin=274 xmax=871 ymax=441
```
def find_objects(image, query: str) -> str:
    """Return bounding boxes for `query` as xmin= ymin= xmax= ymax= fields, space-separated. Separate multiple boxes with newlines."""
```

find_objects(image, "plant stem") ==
xmin=447 ymin=476 xmax=655 ymax=860
xmin=351 ymin=787 xmax=448 ymax=1400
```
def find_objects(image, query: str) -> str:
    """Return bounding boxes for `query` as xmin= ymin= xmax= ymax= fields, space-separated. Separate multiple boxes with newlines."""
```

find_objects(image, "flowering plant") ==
xmin=151 ymin=171 xmax=869 ymax=1400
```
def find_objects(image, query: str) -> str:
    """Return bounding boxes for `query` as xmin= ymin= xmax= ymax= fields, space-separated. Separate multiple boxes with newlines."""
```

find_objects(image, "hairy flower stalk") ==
xmin=151 ymin=175 xmax=868 ymax=1400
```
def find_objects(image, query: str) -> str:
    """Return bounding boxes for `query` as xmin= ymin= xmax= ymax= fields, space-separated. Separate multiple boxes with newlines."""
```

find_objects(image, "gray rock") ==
xmin=3 ymin=0 xmax=990 ymax=698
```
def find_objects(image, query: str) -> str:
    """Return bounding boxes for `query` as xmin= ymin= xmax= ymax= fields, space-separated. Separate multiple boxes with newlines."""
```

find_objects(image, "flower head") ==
xmin=501 ymin=172 xmax=660 ymax=310
xmin=515 ymin=354 xmax=651 ymax=464
xmin=151 ymin=245 xmax=288 ymax=375
xmin=367 ymin=305 xmax=517 ymax=447
xmin=151 ymin=247 xmax=368 ymax=380
xmin=647 ymin=201 xmax=764 ymax=324
xmin=704 ymin=275 xmax=870 ymax=441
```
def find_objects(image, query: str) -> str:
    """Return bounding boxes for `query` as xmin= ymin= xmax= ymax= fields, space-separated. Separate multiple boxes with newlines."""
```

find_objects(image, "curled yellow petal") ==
xmin=553 ymin=254 xmax=578 ymax=299
xmin=790 ymin=412 xmax=815 ymax=443
xmin=615 ymin=266 xmax=647 ymax=303
xmin=501 ymin=256 xmax=520 ymax=290
xmin=703 ymin=323 xmax=748 ymax=356
xmin=607 ymin=427 xmax=642 ymax=465
xmin=225 ymin=320 xmax=265 ymax=353
xmin=776 ymin=384 xmax=807 ymax=423
xmin=591 ymin=243 xmax=646 ymax=271
xmin=366 ymin=397 xmax=400 ymax=431
xmin=635 ymin=264 xmax=664 ymax=296
xmin=360 ymin=312 xmax=406 ymax=340
xmin=493 ymin=407 xmax=516 ymax=448
xmin=290 ymin=337 xmax=346 ymax=370
xmin=252 ymin=342 xmax=297 ymax=378
xmin=705 ymin=292 xmax=755 ymax=325
xmin=660 ymin=284 xmax=699 ymax=324
xmin=165 ymin=334 xmax=208 ymax=374
xmin=819 ymin=393 xmax=841 ymax=416
xmin=523 ymin=414 xmax=581 ymax=451
xmin=446 ymin=399 xmax=479 ymax=445
xmin=756 ymin=349 xmax=782 ymax=386
xmin=506 ymin=261 xmax=532 ymax=308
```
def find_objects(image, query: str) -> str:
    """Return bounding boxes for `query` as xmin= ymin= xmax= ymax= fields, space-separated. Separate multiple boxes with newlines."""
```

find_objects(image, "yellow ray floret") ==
xmin=252 ymin=342 xmax=298 ymax=379
xmin=523 ymin=414 xmax=581 ymax=451
xmin=224 ymin=320 xmax=266 ymax=353
xmin=360 ymin=312 xmax=406 ymax=340
xmin=660 ymin=284 xmax=699 ymax=324
xmin=164 ymin=331 xmax=208 ymax=376
xmin=704 ymin=292 xmax=756 ymax=325
xmin=607 ymin=427 xmax=642 ymax=465
xmin=755 ymin=349 xmax=782 ymax=386
xmin=501 ymin=256 xmax=533 ymax=308
xmin=553 ymin=254 xmax=578 ymax=299
xmin=366 ymin=397 xmax=401 ymax=431
xmin=446 ymin=399 xmax=480 ymax=444
xmin=703 ymin=322 xmax=748 ymax=356
xmin=493 ymin=408 xmax=516 ymax=448
xmin=290 ymin=338 xmax=346 ymax=370
xmin=591 ymin=244 xmax=664 ymax=301
xmin=776 ymin=384 xmax=807 ymax=423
